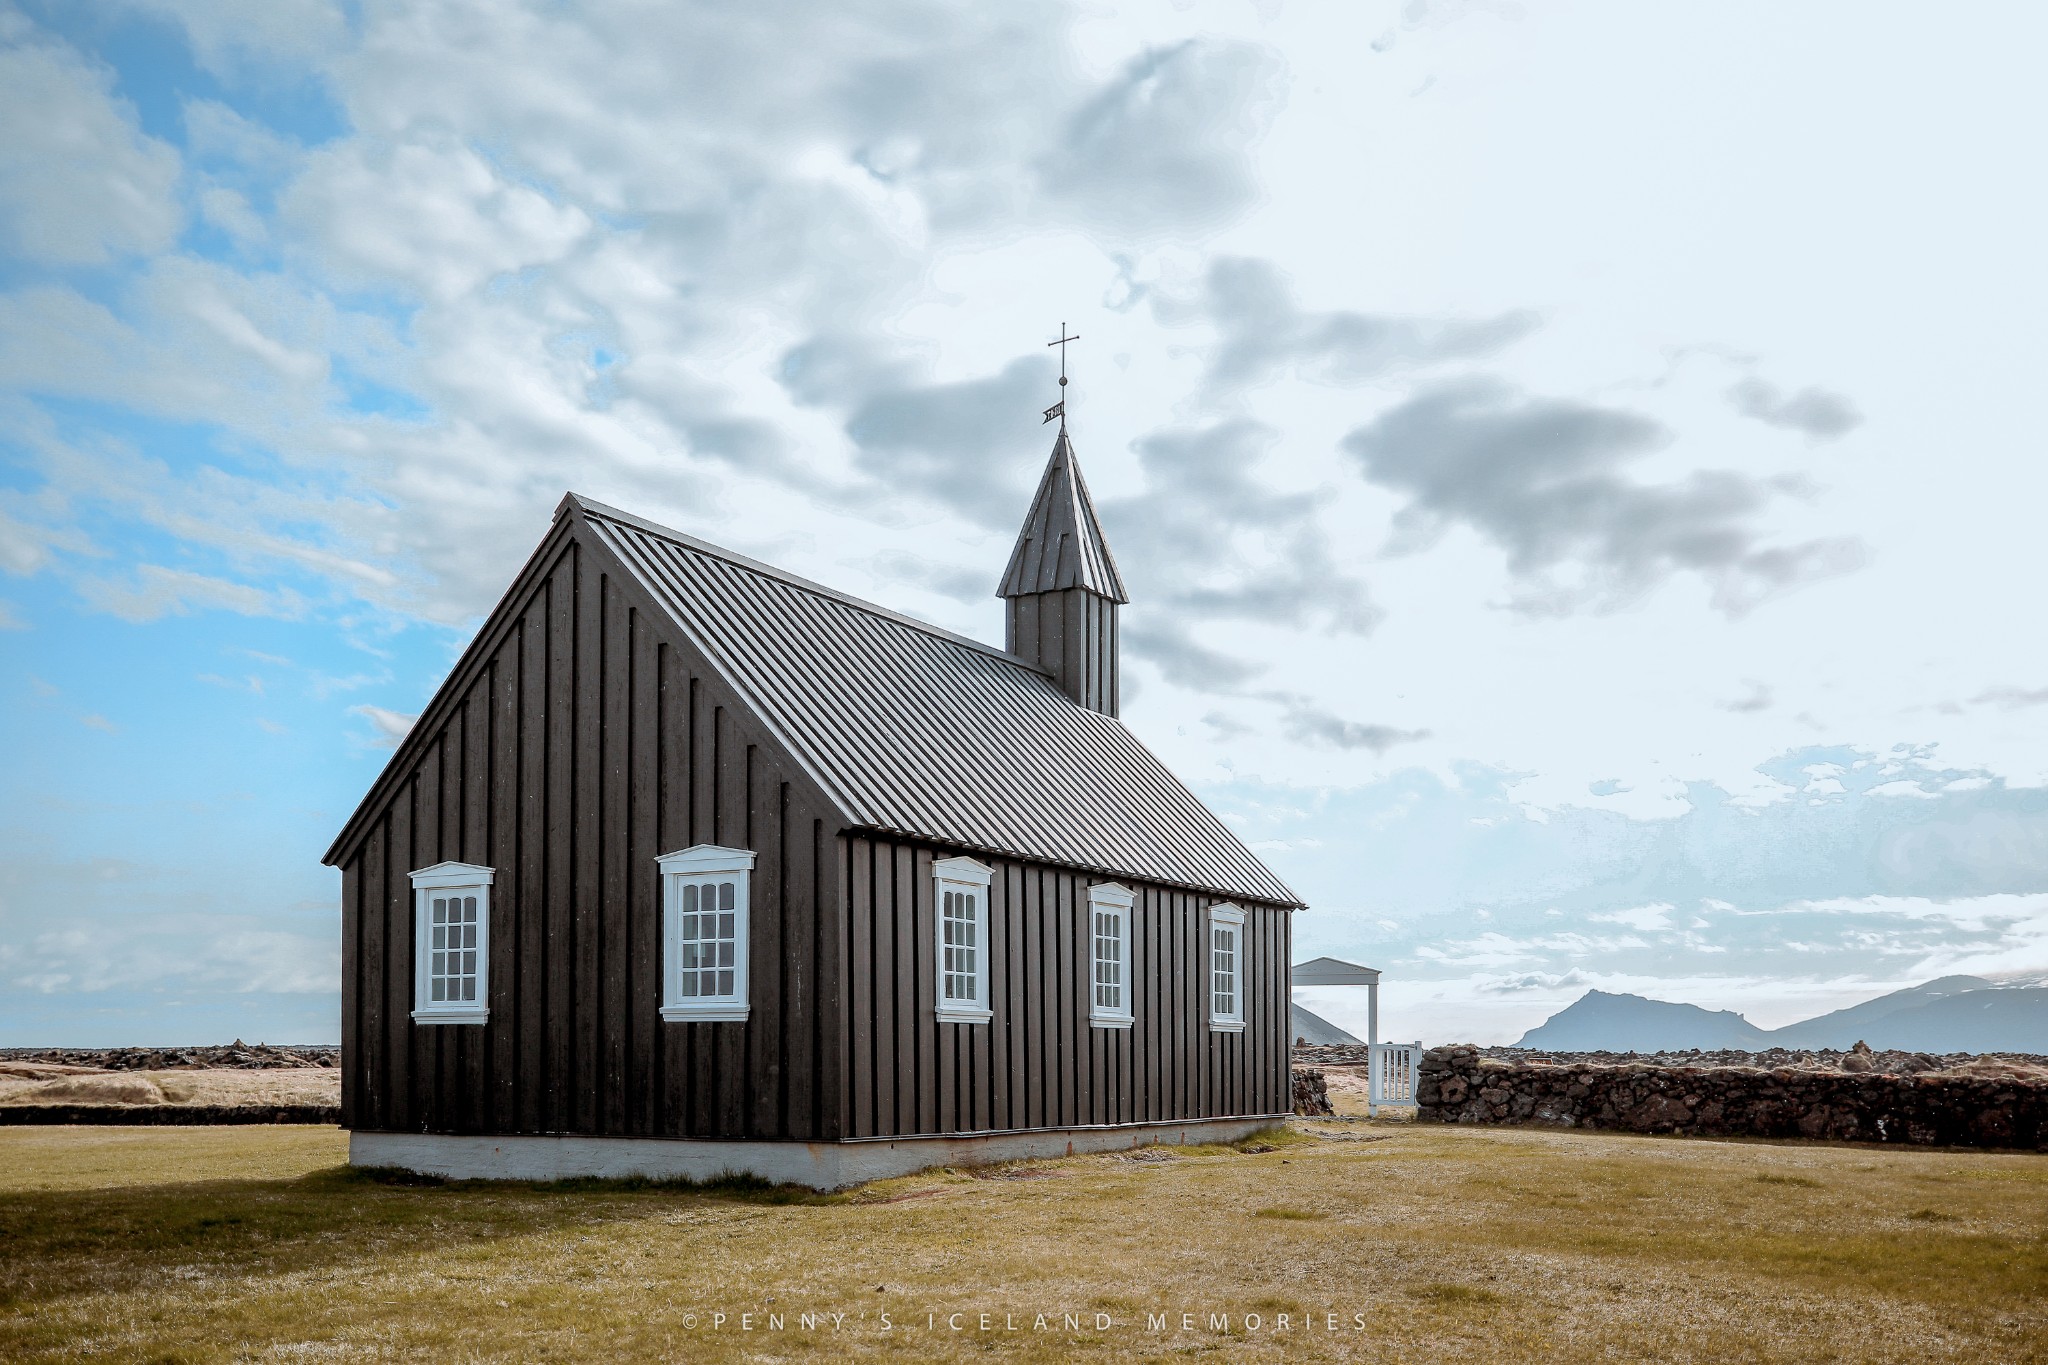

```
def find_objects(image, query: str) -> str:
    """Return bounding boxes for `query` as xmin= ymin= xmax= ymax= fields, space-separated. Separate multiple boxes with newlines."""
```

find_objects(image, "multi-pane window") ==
xmin=1211 ymin=926 xmax=1235 ymax=1016
xmin=1094 ymin=910 xmax=1121 ymax=1009
xmin=410 ymin=862 xmax=494 ymax=1025
xmin=942 ymin=888 xmax=979 ymax=1004
xmin=933 ymin=856 xmax=993 ymax=1021
xmin=428 ymin=894 xmax=480 ymax=1004
xmin=1087 ymin=882 xmax=1134 ymax=1028
xmin=1207 ymin=903 xmax=1246 ymax=1032
xmin=658 ymin=845 xmax=756 ymax=1022
xmin=674 ymin=878 xmax=739 ymax=1000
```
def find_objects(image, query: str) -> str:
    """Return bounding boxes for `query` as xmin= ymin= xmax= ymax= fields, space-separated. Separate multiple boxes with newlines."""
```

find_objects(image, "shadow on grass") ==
xmin=342 ymin=1163 xmax=835 ymax=1202
xmin=0 ymin=1163 xmax=835 ymax=1312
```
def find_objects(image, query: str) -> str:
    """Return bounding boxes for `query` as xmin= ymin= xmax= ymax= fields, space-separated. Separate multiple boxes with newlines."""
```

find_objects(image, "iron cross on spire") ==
xmin=1043 ymin=323 xmax=1079 ymax=428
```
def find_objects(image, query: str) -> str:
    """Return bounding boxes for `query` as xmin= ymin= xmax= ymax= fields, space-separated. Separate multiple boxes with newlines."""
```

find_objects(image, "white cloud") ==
xmin=117 ymin=0 xmax=348 ymax=77
xmin=351 ymin=704 xmax=418 ymax=747
xmin=1589 ymin=903 xmax=1675 ymax=932
xmin=285 ymin=137 xmax=592 ymax=301
xmin=1780 ymin=892 xmax=2043 ymax=935
xmin=0 ymin=19 xmax=183 ymax=264
xmin=1414 ymin=929 xmax=1651 ymax=968
xmin=76 ymin=565 xmax=307 ymax=623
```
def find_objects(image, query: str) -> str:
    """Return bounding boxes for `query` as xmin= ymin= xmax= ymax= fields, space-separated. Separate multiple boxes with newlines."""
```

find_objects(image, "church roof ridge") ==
xmin=560 ymin=492 xmax=1048 ymax=675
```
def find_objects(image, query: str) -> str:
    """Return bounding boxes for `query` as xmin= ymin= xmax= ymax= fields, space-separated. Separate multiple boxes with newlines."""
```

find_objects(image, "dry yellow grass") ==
xmin=1 ymin=1120 xmax=2043 ymax=1363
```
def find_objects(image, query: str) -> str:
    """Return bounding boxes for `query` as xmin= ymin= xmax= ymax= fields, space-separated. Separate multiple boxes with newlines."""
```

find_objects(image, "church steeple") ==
xmin=999 ymin=429 xmax=1128 ymax=716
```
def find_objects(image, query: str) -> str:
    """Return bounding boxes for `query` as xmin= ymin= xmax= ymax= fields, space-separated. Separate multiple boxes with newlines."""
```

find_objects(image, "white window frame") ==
xmin=410 ymin=862 xmax=495 ymax=1025
xmin=1087 ymin=882 xmax=1135 ymax=1028
xmin=657 ymin=844 xmax=756 ymax=1023
xmin=933 ymin=855 xmax=993 ymax=1023
xmin=1207 ymin=902 xmax=1246 ymax=1033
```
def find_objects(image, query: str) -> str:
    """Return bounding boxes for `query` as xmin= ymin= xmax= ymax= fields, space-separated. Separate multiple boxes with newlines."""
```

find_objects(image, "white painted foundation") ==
xmin=350 ymin=1116 xmax=1284 ymax=1191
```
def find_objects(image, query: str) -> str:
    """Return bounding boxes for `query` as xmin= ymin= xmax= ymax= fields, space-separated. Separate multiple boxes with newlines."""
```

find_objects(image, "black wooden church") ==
xmin=326 ymin=423 xmax=1305 ymax=1187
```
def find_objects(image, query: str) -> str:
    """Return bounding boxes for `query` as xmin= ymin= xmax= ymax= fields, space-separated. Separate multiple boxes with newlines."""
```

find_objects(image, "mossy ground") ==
xmin=1 ymin=1120 xmax=2043 ymax=1362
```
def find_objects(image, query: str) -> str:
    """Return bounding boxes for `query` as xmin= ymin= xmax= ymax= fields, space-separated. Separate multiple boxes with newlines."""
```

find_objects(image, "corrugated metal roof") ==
xmin=996 ymin=432 xmax=1129 ymax=603
xmin=574 ymin=496 xmax=1298 ymax=907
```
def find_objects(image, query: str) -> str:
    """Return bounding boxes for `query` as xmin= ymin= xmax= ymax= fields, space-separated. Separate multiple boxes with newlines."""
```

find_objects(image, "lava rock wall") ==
xmin=1417 ymin=1045 xmax=2048 ymax=1150
xmin=1291 ymin=1066 xmax=1334 ymax=1116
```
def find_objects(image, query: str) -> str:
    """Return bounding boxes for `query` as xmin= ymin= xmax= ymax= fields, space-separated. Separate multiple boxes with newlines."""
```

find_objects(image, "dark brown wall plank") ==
xmin=518 ymin=592 xmax=550 ymax=1134
xmin=1003 ymin=863 xmax=1026 ymax=1131
xmin=410 ymin=741 xmax=439 ymax=1128
xmin=339 ymin=861 xmax=360 ymax=1130
xmin=813 ymin=818 xmax=843 ymax=1142
xmin=780 ymin=783 xmax=809 ymax=1138
xmin=1026 ymin=866 xmax=1047 ymax=1130
xmin=491 ymin=639 xmax=522 ymax=1132
xmin=357 ymin=829 xmax=385 ymax=1127
xmin=384 ymin=791 xmax=414 ymax=1133
xmin=884 ymin=839 xmax=917 ymax=1137
xmin=747 ymin=746 xmax=783 ymax=1138
xmin=599 ymin=577 xmax=630 ymax=1135
xmin=628 ymin=612 xmax=660 ymax=1135
xmin=461 ymin=693 xmax=491 ymax=1131
xmin=657 ymin=645 xmax=687 ymax=1133
xmin=714 ymin=709 xmax=747 ymax=1138
xmin=571 ymin=556 xmax=602 ymax=1134
xmin=545 ymin=556 xmax=577 ymax=1132
xmin=846 ymin=834 xmax=873 ymax=1137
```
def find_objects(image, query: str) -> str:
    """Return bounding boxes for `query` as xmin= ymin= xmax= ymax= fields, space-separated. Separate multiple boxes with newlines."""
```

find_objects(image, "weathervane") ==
xmin=1043 ymin=323 xmax=1079 ymax=429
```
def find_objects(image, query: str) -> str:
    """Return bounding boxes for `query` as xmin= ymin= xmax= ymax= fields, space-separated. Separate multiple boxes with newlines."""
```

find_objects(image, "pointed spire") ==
xmin=997 ymin=430 xmax=1129 ymax=604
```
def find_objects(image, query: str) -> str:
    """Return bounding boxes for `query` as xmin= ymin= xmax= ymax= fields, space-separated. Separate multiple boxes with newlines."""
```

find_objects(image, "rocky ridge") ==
xmin=0 ymin=1043 xmax=339 ymax=1073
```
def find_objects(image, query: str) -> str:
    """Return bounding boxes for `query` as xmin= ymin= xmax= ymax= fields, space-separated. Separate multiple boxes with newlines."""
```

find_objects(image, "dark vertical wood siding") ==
xmin=337 ymin=525 xmax=846 ymax=1140
xmin=1004 ymin=586 xmax=1118 ymax=718
xmin=838 ymin=831 xmax=1292 ymax=1137
xmin=334 ymin=515 xmax=1296 ymax=1147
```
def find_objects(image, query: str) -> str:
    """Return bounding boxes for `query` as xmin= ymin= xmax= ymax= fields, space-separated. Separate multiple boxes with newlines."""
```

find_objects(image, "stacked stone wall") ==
xmin=1417 ymin=1045 xmax=2048 ymax=1150
xmin=1290 ymin=1067 xmax=1333 ymax=1116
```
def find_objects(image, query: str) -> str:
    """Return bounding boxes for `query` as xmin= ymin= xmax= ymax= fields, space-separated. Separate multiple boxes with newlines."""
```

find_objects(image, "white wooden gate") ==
xmin=1367 ymin=1042 xmax=1423 ymax=1116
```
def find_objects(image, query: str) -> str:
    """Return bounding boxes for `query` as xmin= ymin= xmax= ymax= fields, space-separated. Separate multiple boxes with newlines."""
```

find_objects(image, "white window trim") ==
xmin=657 ymin=844 xmax=756 ymax=1023
xmin=933 ymin=855 xmax=993 ymax=1023
xmin=1087 ymin=882 xmax=1135 ymax=1028
xmin=410 ymin=862 xmax=494 ymax=1025
xmin=1207 ymin=902 xmax=1247 ymax=1034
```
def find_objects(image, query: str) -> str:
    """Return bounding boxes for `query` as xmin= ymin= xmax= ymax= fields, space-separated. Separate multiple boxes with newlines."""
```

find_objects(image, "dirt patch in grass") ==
xmin=1407 ymin=1282 xmax=1506 ymax=1306
xmin=1 ymin=1123 xmax=2044 ymax=1362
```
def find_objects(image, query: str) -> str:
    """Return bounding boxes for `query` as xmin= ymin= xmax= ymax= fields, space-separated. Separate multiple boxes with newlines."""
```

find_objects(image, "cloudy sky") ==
xmin=3 ymin=0 xmax=2045 ymax=1046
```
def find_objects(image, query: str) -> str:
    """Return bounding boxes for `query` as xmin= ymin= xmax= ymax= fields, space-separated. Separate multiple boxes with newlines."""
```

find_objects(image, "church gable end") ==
xmin=330 ymin=503 xmax=847 ymax=1143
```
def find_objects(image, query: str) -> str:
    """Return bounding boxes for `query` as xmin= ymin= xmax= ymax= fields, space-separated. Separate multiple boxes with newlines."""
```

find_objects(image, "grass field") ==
xmin=1 ymin=1120 xmax=2043 ymax=1363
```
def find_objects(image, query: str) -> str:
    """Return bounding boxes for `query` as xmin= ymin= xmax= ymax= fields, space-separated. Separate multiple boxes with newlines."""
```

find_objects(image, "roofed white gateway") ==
xmin=577 ymin=493 xmax=1301 ymax=907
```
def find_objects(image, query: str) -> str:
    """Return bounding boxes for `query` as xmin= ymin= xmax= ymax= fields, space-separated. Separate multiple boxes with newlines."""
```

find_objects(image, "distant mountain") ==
xmin=1789 ymin=986 xmax=2048 ymax=1054
xmin=1515 ymin=991 xmax=1771 ymax=1051
xmin=1291 ymin=1003 xmax=1361 ymax=1045
xmin=1767 ymin=976 xmax=1994 ymax=1049
xmin=1512 ymin=976 xmax=2048 ymax=1054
